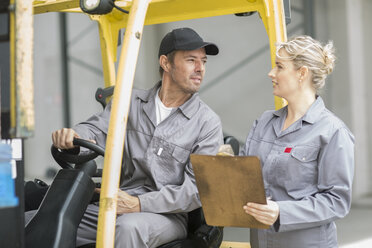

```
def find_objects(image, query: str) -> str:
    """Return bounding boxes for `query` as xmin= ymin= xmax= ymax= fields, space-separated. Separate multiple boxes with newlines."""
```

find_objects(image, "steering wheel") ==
xmin=51 ymin=138 xmax=105 ymax=170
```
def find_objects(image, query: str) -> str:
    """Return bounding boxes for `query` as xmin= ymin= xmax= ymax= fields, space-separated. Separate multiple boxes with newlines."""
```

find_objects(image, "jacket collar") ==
xmin=272 ymin=96 xmax=325 ymax=124
xmin=138 ymin=81 xmax=200 ymax=120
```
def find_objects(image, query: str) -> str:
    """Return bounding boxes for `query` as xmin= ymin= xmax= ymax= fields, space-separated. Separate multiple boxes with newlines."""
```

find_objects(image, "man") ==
xmin=50 ymin=27 xmax=223 ymax=247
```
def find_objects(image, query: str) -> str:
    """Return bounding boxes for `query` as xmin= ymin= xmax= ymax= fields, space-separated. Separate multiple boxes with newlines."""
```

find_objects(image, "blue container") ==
xmin=0 ymin=143 xmax=19 ymax=208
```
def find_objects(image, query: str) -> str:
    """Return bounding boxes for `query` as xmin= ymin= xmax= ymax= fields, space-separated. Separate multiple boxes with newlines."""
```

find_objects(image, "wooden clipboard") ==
xmin=190 ymin=154 xmax=269 ymax=229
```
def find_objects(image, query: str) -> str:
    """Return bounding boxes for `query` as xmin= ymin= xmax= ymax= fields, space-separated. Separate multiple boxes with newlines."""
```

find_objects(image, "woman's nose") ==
xmin=268 ymin=68 xmax=275 ymax=78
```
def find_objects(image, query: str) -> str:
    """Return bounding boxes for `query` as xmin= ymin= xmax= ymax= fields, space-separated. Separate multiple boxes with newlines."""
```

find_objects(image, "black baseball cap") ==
xmin=158 ymin=27 xmax=219 ymax=57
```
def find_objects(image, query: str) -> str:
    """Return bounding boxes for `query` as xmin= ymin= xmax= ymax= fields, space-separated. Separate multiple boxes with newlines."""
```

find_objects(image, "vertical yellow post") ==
xmin=96 ymin=16 xmax=118 ymax=87
xmin=95 ymin=0 xmax=151 ymax=247
xmin=92 ymin=11 xmax=127 ymax=87
xmin=10 ymin=0 xmax=35 ymax=138
xmin=260 ymin=0 xmax=287 ymax=110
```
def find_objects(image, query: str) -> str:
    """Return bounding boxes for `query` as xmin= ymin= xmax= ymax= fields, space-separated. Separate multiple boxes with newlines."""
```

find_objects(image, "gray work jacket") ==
xmin=73 ymin=82 xmax=223 ymax=214
xmin=241 ymin=96 xmax=354 ymax=248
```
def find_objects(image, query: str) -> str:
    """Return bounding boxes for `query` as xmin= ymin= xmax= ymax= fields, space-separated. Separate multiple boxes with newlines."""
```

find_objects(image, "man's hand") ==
xmin=96 ymin=188 xmax=141 ymax=214
xmin=117 ymin=189 xmax=141 ymax=214
xmin=243 ymin=198 xmax=279 ymax=226
xmin=52 ymin=128 xmax=80 ymax=149
xmin=52 ymin=128 xmax=96 ymax=150
xmin=217 ymin=144 xmax=234 ymax=156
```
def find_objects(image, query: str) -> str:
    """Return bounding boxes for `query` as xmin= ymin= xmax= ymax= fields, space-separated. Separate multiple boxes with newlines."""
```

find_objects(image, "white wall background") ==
xmin=26 ymin=0 xmax=372 ymax=207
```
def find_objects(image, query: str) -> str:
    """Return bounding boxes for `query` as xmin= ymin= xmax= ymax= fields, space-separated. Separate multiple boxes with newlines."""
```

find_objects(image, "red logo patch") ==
xmin=284 ymin=147 xmax=292 ymax=153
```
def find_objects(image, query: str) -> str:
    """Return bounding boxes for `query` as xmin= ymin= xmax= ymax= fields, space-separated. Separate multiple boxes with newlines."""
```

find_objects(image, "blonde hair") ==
xmin=276 ymin=35 xmax=336 ymax=90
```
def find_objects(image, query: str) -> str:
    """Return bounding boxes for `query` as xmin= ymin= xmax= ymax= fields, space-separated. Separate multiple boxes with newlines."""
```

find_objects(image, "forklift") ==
xmin=0 ymin=0 xmax=290 ymax=247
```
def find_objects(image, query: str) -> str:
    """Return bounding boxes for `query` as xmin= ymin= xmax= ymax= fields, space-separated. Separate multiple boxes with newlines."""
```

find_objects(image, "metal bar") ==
xmin=220 ymin=241 xmax=251 ymax=248
xmin=144 ymin=0 xmax=263 ymax=26
xmin=10 ymin=0 xmax=34 ymax=137
xmin=59 ymin=12 xmax=71 ymax=127
xmin=10 ymin=0 xmax=15 ymax=133
xmin=260 ymin=0 xmax=288 ymax=110
xmin=95 ymin=0 xmax=151 ymax=247
xmin=346 ymin=0 xmax=369 ymax=201
xmin=303 ymin=0 xmax=314 ymax=37
xmin=92 ymin=14 xmax=121 ymax=87
xmin=33 ymin=0 xmax=80 ymax=15
xmin=90 ymin=9 xmax=128 ymax=87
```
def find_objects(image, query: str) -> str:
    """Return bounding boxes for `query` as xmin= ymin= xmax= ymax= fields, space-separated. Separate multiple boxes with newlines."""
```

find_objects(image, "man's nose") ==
xmin=195 ymin=60 xmax=205 ymax=72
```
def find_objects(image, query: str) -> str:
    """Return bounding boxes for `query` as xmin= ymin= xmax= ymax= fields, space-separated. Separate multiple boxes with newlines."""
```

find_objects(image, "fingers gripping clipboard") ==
xmin=190 ymin=155 xmax=269 ymax=229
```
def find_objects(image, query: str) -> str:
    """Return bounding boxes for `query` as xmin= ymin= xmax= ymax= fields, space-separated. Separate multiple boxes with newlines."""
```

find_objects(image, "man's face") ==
xmin=168 ymin=48 xmax=207 ymax=95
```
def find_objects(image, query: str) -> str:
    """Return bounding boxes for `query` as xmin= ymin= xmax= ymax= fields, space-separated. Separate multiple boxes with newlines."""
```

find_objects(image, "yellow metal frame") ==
xmin=30 ymin=0 xmax=288 ymax=247
xmin=221 ymin=241 xmax=251 ymax=248
xmin=95 ymin=0 xmax=151 ymax=246
xmin=33 ymin=0 xmax=287 ymax=99
xmin=260 ymin=0 xmax=288 ymax=109
xmin=10 ymin=0 xmax=35 ymax=138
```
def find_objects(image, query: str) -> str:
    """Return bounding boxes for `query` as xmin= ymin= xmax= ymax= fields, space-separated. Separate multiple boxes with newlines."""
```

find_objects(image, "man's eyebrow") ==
xmin=184 ymin=55 xmax=197 ymax=59
xmin=184 ymin=55 xmax=208 ymax=60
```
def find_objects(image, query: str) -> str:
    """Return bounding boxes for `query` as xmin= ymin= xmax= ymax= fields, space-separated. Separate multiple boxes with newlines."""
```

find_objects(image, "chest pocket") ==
xmin=172 ymin=146 xmax=190 ymax=164
xmin=155 ymin=144 xmax=190 ymax=186
xmin=291 ymin=146 xmax=319 ymax=164
xmin=285 ymin=146 xmax=320 ymax=198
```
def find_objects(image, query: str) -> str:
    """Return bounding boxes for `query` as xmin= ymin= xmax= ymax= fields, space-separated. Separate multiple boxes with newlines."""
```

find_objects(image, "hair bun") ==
xmin=323 ymin=41 xmax=336 ymax=75
xmin=277 ymin=35 xmax=337 ymax=90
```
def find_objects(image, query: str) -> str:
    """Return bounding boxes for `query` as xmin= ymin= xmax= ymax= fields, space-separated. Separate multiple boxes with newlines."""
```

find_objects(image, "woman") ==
xmin=241 ymin=35 xmax=354 ymax=247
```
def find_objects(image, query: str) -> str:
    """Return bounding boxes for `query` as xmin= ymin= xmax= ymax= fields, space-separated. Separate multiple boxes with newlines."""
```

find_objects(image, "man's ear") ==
xmin=159 ymin=55 xmax=170 ymax=72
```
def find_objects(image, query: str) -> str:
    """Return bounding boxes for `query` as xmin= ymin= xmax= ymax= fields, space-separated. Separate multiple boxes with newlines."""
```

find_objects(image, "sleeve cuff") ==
xmin=138 ymin=194 xmax=148 ymax=212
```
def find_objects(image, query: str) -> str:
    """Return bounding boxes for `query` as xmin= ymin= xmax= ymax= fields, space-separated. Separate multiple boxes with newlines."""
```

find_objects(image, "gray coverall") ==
xmin=74 ymin=82 xmax=223 ymax=247
xmin=241 ymin=96 xmax=354 ymax=248
xmin=26 ymin=82 xmax=223 ymax=248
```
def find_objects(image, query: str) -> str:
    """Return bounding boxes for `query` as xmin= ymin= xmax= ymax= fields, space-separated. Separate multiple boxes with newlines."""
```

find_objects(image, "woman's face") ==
xmin=268 ymin=49 xmax=301 ymax=99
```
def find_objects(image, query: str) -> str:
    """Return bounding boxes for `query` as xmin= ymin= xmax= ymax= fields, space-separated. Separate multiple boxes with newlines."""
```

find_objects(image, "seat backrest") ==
xmin=223 ymin=136 xmax=240 ymax=156
xmin=187 ymin=207 xmax=204 ymax=234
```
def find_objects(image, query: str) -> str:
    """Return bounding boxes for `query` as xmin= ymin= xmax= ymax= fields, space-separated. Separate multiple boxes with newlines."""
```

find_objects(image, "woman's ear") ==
xmin=299 ymin=66 xmax=309 ymax=81
xmin=159 ymin=55 xmax=169 ymax=73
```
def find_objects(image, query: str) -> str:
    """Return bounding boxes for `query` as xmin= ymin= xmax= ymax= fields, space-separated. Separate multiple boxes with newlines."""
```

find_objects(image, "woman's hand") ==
xmin=243 ymin=199 xmax=279 ymax=226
